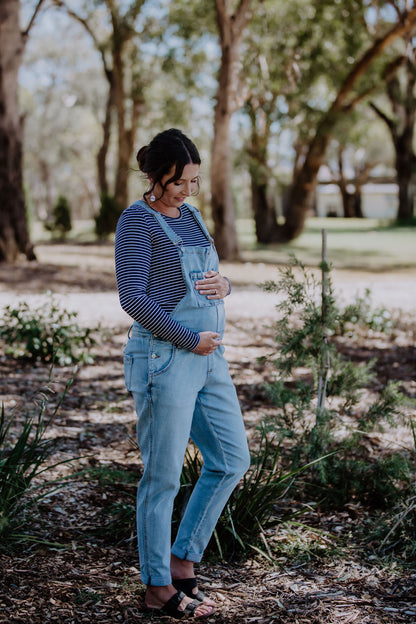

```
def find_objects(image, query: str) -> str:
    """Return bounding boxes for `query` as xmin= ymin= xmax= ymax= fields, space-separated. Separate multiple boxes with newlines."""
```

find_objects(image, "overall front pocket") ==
xmin=149 ymin=339 xmax=176 ymax=377
xmin=190 ymin=270 xmax=222 ymax=308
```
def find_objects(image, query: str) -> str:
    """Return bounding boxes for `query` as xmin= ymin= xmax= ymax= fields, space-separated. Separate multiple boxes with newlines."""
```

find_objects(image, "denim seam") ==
xmin=141 ymin=390 xmax=153 ymax=583
xmin=182 ymin=394 xmax=229 ymax=557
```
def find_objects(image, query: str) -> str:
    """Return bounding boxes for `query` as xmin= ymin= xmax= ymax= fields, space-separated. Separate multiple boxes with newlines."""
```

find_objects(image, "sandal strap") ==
xmin=173 ymin=578 xmax=206 ymax=603
xmin=161 ymin=590 xmax=202 ymax=619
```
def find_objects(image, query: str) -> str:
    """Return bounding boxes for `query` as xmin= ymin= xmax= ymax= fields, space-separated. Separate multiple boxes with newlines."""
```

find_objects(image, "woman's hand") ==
xmin=195 ymin=271 xmax=231 ymax=299
xmin=193 ymin=331 xmax=221 ymax=355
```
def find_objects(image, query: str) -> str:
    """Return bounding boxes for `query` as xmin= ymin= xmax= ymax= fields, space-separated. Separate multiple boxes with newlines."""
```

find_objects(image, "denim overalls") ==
xmin=123 ymin=203 xmax=250 ymax=587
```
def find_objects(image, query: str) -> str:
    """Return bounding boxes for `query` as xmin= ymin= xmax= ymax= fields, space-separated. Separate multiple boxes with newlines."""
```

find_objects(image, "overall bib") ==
xmin=123 ymin=203 xmax=250 ymax=586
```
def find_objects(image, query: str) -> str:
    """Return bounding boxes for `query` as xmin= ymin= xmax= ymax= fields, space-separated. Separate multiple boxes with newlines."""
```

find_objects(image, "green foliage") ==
xmin=44 ymin=195 xmax=72 ymax=240
xmin=174 ymin=426 xmax=326 ymax=560
xmin=337 ymin=288 xmax=393 ymax=334
xmin=0 ymin=294 xmax=96 ymax=365
xmin=354 ymin=422 xmax=416 ymax=563
xmin=80 ymin=464 xmax=137 ymax=544
xmin=95 ymin=193 xmax=122 ymax=239
xmin=260 ymin=255 xmax=409 ymax=504
xmin=0 ymin=377 xmax=74 ymax=545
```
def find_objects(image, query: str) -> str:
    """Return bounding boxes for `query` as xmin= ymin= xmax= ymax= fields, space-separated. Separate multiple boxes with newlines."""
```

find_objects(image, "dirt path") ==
xmin=1 ymin=245 xmax=415 ymax=329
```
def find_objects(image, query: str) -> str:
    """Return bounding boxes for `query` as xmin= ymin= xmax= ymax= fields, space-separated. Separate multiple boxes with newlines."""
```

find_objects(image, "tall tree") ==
xmin=55 ymin=0 xmax=147 ymax=211
xmin=0 ymin=0 xmax=44 ymax=263
xmin=211 ymin=0 xmax=254 ymax=259
xmin=241 ymin=0 xmax=370 ymax=242
xmin=370 ymin=39 xmax=416 ymax=221
xmin=282 ymin=3 xmax=416 ymax=241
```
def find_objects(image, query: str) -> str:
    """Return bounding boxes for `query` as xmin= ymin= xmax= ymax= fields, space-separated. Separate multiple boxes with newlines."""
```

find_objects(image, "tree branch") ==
xmin=232 ymin=0 xmax=253 ymax=37
xmin=215 ymin=0 xmax=229 ymax=43
xmin=332 ymin=6 xmax=416 ymax=113
xmin=22 ymin=0 xmax=46 ymax=39
xmin=369 ymin=101 xmax=395 ymax=131
xmin=53 ymin=0 xmax=112 ymax=78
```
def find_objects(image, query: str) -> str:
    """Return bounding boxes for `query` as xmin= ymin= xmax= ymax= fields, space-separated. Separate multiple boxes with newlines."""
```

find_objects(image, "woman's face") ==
xmin=154 ymin=163 xmax=200 ymax=209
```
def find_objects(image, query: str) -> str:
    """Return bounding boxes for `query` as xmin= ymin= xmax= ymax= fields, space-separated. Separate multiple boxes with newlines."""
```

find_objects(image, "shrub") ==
xmin=174 ymin=425 xmax=328 ymax=560
xmin=44 ymin=195 xmax=72 ymax=240
xmin=0 ymin=376 xmax=74 ymax=545
xmin=0 ymin=294 xmax=96 ymax=365
xmin=260 ymin=254 xmax=410 ymax=503
xmin=95 ymin=193 xmax=122 ymax=239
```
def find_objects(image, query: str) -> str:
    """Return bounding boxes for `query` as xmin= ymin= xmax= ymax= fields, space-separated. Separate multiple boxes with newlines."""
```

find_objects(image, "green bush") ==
xmin=260 ymin=255 xmax=410 ymax=502
xmin=0 ymin=294 xmax=96 ymax=365
xmin=95 ymin=193 xmax=122 ymax=239
xmin=44 ymin=195 xmax=72 ymax=240
xmin=0 ymin=377 xmax=74 ymax=545
xmin=174 ymin=425 xmax=327 ymax=560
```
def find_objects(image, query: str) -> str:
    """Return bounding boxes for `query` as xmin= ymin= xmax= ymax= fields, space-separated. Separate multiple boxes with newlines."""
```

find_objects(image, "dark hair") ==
xmin=137 ymin=129 xmax=201 ymax=200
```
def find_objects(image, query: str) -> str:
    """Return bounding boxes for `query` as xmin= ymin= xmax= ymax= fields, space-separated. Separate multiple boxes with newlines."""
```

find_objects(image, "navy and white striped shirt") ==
xmin=115 ymin=201 xmax=210 ymax=351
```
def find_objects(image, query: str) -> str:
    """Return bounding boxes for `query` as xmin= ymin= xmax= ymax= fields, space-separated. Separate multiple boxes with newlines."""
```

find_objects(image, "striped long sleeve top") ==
xmin=115 ymin=201 xmax=211 ymax=351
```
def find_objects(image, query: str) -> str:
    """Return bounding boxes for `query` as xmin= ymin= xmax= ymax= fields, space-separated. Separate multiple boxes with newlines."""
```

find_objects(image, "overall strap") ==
xmin=137 ymin=200 xmax=183 ymax=247
xmin=184 ymin=203 xmax=214 ymax=243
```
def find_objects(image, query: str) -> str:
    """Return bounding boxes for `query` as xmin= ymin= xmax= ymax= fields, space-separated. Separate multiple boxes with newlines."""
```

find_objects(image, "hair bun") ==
xmin=136 ymin=145 xmax=148 ymax=171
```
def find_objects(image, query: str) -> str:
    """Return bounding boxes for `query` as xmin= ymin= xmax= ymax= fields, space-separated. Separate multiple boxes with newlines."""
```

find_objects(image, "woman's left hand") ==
xmin=195 ymin=271 xmax=231 ymax=300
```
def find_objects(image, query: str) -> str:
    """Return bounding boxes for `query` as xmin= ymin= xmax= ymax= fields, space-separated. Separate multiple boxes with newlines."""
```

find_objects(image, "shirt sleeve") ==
xmin=115 ymin=207 xmax=200 ymax=351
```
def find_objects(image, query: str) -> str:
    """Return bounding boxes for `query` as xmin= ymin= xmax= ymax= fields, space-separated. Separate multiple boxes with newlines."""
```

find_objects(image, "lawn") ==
xmin=31 ymin=215 xmax=415 ymax=270
xmin=238 ymin=217 xmax=416 ymax=270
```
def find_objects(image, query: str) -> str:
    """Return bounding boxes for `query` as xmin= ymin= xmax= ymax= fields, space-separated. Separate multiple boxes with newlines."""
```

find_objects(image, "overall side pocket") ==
xmin=124 ymin=351 xmax=149 ymax=392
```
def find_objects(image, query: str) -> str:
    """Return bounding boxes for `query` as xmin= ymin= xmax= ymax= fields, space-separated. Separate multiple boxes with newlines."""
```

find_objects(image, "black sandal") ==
xmin=172 ymin=578 xmax=206 ymax=603
xmin=149 ymin=590 xmax=210 ymax=619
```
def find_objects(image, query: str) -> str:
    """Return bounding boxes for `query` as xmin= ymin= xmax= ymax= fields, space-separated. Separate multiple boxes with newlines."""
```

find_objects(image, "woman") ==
xmin=115 ymin=128 xmax=250 ymax=619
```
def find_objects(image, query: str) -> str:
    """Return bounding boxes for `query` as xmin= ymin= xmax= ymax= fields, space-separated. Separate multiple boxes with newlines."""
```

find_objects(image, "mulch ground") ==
xmin=1 ymin=251 xmax=416 ymax=623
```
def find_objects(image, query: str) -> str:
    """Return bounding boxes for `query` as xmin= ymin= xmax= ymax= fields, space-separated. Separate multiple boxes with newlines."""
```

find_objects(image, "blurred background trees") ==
xmin=2 ymin=0 xmax=416 ymax=262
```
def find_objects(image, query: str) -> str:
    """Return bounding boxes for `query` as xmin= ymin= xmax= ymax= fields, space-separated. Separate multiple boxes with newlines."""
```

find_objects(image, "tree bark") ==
xmin=280 ymin=7 xmax=416 ymax=242
xmin=0 ymin=0 xmax=36 ymax=262
xmin=211 ymin=0 xmax=253 ymax=259
xmin=97 ymin=71 xmax=114 ymax=196
xmin=370 ymin=56 xmax=415 ymax=222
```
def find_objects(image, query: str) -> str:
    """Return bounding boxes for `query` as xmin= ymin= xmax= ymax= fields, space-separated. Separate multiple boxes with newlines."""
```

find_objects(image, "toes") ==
xmin=195 ymin=603 xmax=213 ymax=617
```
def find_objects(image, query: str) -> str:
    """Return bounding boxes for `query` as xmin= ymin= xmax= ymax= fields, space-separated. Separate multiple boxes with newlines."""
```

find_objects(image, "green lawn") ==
xmin=238 ymin=217 xmax=416 ymax=270
xmin=30 ymin=216 xmax=415 ymax=271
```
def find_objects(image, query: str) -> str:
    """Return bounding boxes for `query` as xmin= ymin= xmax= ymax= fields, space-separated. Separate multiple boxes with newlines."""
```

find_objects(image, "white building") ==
xmin=316 ymin=183 xmax=399 ymax=218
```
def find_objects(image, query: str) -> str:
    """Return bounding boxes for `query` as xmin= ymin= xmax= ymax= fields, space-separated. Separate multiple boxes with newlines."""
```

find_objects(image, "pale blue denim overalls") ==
xmin=123 ymin=203 xmax=250 ymax=587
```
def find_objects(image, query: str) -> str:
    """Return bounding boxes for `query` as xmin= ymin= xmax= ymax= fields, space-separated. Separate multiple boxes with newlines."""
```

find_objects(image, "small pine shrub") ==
xmin=95 ymin=193 xmax=121 ymax=239
xmin=0 ymin=293 xmax=96 ymax=365
xmin=260 ymin=254 xmax=410 ymax=502
xmin=44 ymin=195 xmax=72 ymax=240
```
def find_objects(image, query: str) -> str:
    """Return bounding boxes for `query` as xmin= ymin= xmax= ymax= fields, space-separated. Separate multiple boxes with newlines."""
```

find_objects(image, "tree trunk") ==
xmin=396 ymin=132 xmax=414 ymax=220
xmin=211 ymin=55 xmax=239 ymax=259
xmin=341 ymin=190 xmax=356 ymax=218
xmin=0 ymin=0 xmax=35 ymax=262
xmin=282 ymin=129 xmax=331 ymax=240
xmin=251 ymin=178 xmax=280 ymax=242
xmin=354 ymin=192 xmax=363 ymax=218
xmin=97 ymin=72 xmax=114 ymax=196
xmin=211 ymin=0 xmax=252 ymax=260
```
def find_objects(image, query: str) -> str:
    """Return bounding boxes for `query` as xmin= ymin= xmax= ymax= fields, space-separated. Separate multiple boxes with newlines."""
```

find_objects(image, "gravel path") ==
xmin=0 ymin=261 xmax=414 ymax=328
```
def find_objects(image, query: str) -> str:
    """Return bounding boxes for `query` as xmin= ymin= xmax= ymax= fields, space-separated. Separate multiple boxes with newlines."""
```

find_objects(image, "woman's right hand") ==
xmin=193 ymin=331 xmax=221 ymax=355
